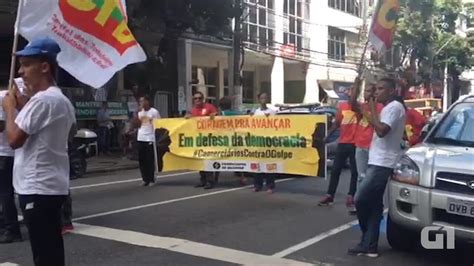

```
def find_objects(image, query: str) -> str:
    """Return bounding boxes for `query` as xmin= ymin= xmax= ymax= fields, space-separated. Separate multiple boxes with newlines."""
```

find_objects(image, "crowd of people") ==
xmin=0 ymin=37 xmax=429 ymax=265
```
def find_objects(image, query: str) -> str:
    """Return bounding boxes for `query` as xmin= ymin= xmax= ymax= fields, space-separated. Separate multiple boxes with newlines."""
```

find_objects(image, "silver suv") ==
xmin=387 ymin=95 xmax=474 ymax=250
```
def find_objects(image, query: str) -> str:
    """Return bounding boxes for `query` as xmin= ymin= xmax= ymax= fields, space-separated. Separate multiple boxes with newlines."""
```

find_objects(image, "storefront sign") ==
xmin=74 ymin=101 xmax=129 ymax=120
xmin=154 ymin=115 xmax=327 ymax=177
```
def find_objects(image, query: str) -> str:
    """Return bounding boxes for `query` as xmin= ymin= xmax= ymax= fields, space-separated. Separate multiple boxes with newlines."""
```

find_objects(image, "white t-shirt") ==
xmin=0 ymin=91 xmax=14 ymax=157
xmin=137 ymin=108 xmax=161 ymax=142
xmin=254 ymin=107 xmax=276 ymax=116
xmin=14 ymin=86 xmax=76 ymax=195
xmin=368 ymin=100 xmax=406 ymax=168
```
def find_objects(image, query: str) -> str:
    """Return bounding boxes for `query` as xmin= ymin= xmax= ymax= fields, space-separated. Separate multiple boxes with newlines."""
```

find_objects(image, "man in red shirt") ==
xmin=189 ymin=91 xmax=218 ymax=189
xmin=405 ymin=108 xmax=426 ymax=147
xmin=354 ymin=86 xmax=383 ymax=191
xmin=190 ymin=91 xmax=218 ymax=117
xmin=319 ymin=90 xmax=359 ymax=212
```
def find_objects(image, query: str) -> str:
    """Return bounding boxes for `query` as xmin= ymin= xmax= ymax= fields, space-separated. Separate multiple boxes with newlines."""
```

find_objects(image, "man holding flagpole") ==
xmin=3 ymin=37 xmax=76 ymax=266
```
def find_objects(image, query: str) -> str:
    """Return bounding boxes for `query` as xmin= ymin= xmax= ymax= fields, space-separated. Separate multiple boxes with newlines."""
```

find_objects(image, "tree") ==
xmin=393 ymin=0 xmax=473 ymax=97
xmin=124 ymin=0 xmax=235 ymax=104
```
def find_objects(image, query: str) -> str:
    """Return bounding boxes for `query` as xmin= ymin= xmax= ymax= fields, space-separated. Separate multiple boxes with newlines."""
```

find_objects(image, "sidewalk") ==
xmin=87 ymin=154 xmax=139 ymax=175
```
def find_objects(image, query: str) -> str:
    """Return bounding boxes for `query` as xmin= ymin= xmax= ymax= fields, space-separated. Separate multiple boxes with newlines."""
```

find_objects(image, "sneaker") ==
xmin=253 ymin=187 xmax=262 ymax=192
xmin=318 ymin=195 xmax=334 ymax=206
xmin=267 ymin=188 xmax=274 ymax=194
xmin=0 ymin=231 xmax=22 ymax=244
xmin=348 ymin=245 xmax=379 ymax=258
xmin=359 ymin=251 xmax=379 ymax=258
xmin=142 ymin=182 xmax=150 ymax=187
xmin=62 ymin=224 xmax=74 ymax=235
xmin=194 ymin=183 xmax=206 ymax=188
xmin=346 ymin=195 xmax=356 ymax=213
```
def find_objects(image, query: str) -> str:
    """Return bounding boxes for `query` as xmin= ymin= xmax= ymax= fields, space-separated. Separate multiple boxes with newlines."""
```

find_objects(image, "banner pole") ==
xmin=8 ymin=0 xmax=24 ymax=91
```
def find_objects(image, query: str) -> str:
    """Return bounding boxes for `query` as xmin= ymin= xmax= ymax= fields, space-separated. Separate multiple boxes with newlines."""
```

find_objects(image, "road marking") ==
xmin=70 ymin=171 xmax=196 ymax=190
xmin=0 ymin=263 xmax=20 ymax=266
xmin=73 ymin=223 xmax=315 ymax=266
xmin=273 ymin=209 xmax=388 ymax=258
xmin=273 ymin=219 xmax=360 ymax=258
xmin=73 ymin=178 xmax=295 ymax=222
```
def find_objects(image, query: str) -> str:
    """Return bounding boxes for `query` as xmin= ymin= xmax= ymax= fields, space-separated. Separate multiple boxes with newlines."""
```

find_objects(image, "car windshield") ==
xmin=428 ymin=103 xmax=474 ymax=148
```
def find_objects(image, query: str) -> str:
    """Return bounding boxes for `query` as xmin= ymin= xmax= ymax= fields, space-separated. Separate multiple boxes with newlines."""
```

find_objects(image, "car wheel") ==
xmin=387 ymin=214 xmax=416 ymax=251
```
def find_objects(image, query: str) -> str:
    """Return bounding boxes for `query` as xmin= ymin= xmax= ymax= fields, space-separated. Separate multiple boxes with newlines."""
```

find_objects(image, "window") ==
xmin=283 ymin=0 xmax=308 ymax=54
xmin=242 ymin=71 xmax=255 ymax=103
xmin=243 ymin=0 xmax=275 ymax=48
xmin=328 ymin=0 xmax=360 ymax=17
xmin=428 ymin=103 xmax=474 ymax=147
xmin=191 ymin=66 xmax=218 ymax=102
xmin=223 ymin=70 xmax=255 ymax=103
xmin=328 ymin=27 xmax=346 ymax=61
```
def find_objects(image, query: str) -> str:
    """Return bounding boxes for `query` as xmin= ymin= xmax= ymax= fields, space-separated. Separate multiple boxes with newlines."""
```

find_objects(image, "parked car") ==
xmin=387 ymin=94 xmax=474 ymax=251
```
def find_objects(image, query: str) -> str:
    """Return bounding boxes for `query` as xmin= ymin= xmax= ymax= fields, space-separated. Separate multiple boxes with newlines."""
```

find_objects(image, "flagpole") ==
xmin=8 ymin=0 xmax=24 ymax=91
xmin=351 ymin=0 xmax=372 ymax=112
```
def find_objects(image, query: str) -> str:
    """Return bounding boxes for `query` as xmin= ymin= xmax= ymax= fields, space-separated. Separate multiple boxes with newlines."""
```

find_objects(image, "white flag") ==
xmin=17 ymin=0 xmax=147 ymax=88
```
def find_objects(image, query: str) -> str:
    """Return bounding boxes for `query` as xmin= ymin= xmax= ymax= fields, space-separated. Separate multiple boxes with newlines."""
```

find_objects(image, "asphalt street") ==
xmin=1 ymin=169 xmax=472 ymax=266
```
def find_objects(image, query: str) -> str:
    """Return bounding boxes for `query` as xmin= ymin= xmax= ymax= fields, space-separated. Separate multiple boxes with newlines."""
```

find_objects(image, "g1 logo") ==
xmin=420 ymin=226 xmax=455 ymax=250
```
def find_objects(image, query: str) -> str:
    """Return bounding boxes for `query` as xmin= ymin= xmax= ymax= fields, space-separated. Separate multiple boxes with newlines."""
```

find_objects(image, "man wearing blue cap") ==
xmin=2 ymin=37 xmax=76 ymax=266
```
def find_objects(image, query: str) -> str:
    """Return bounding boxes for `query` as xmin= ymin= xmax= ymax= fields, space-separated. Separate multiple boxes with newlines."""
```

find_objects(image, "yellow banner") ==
xmin=154 ymin=115 xmax=327 ymax=177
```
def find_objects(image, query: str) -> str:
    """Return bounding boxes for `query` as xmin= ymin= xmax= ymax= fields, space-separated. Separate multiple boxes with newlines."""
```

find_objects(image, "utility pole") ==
xmin=232 ymin=0 xmax=243 ymax=111
xmin=443 ymin=61 xmax=449 ymax=112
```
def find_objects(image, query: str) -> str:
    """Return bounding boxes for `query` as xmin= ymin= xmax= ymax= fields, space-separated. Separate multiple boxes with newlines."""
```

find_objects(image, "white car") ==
xmin=387 ymin=95 xmax=474 ymax=250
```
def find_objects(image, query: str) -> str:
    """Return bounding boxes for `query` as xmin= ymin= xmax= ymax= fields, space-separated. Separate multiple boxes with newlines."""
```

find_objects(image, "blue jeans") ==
xmin=327 ymin=143 xmax=358 ymax=197
xmin=355 ymin=148 xmax=369 ymax=185
xmin=97 ymin=126 xmax=110 ymax=153
xmin=354 ymin=165 xmax=392 ymax=251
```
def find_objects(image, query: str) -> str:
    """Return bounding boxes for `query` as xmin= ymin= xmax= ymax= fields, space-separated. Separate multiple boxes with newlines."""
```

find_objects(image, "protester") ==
xmin=137 ymin=96 xmax=161 ymax=186
xmin=97 ymin=101 xmax=112 ymax=155
xmin=353 ymin=86 xmax=383 ymax=190
xmin=189 ymin=91 xmax=218 ymax=189
xmin=0 ymin=90 xmax=22 ymax=244
xmin=318 ymin=89 xmax=358 ymax=212
xmin=252 ymin=92 xmax=277 ymax=194
xmin=218 ymin=96 xmax=241 ymax=116
xmin=350 ymin=78 xmax=406 ymax=258
xmin=405 ymin=106 xmax=426 ymax=147
xmin=3 ymin=37 xmax=76 ymax=266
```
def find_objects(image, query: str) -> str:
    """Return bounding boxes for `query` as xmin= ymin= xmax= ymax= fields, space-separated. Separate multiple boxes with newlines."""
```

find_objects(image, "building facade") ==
xmin=178 ymin=0 xmax=374 ymax=112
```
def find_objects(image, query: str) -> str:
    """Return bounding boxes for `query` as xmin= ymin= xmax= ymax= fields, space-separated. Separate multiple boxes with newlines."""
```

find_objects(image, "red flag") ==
xmin=368 ymin=0 xmax=400 ymax=53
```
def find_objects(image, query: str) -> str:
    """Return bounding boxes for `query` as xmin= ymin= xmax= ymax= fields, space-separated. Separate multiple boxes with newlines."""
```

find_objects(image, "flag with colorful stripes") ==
xmin=16 ymin=0 xmax=146 ymax=88
xmin=368 ymin=0 xmax=400 ymax=53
